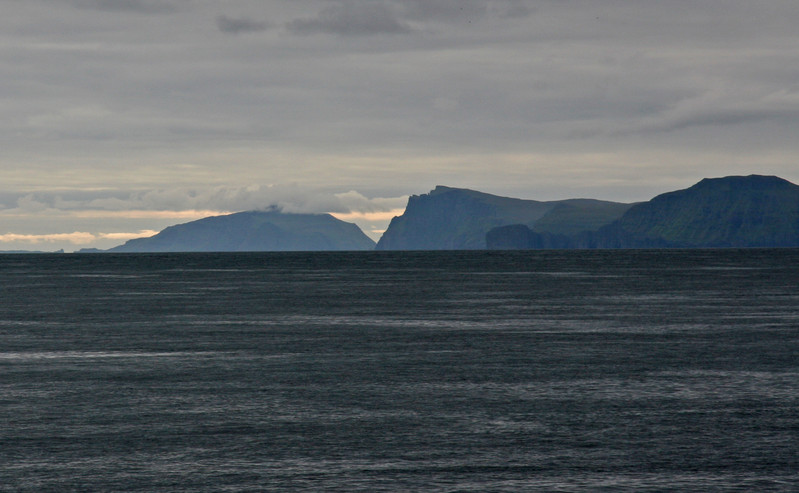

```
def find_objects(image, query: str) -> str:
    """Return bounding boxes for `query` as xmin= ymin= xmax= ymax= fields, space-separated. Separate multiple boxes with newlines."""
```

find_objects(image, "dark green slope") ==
xmin=599 ymin=175 xmax=799 ymax=248
xmin=532 ymin=199 xmax=635 ymax=236
xmin=376 ymin=186 xmax=629 ymax=250
xmin=487 ymin=175 xmax=799 ymax=249
xmin=109 ymin=210 xmax=376 ymax=252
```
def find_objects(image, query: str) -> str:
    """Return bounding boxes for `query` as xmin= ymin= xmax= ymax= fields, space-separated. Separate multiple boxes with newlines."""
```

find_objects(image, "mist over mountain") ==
xmin=107 ymin=210 xmax=375 ymax=252
xmin=375 ymin=185 xmax=631 ymax=250
xmin=486 ymin=175 xmax=799 ymax=249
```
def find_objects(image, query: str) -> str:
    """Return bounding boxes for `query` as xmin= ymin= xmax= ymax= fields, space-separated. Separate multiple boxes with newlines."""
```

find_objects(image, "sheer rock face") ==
xmin=376 ymin=185 xmax=629 ymax=250
xmin=108 ymin=210 xmax=376 ymax=252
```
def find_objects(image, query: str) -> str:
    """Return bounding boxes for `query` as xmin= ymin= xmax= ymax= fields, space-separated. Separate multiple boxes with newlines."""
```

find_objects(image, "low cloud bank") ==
xmin=3 ymin=185 xmax=406 ymax=218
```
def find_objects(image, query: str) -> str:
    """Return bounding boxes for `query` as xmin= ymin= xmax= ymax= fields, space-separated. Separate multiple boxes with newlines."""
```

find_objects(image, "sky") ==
xmin=2 ymin=0 xmax=799 ymax=251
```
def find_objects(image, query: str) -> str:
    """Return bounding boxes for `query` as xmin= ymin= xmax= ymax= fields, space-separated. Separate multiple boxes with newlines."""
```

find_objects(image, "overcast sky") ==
xmin=2 ymin=0 xmax=799 ymax=251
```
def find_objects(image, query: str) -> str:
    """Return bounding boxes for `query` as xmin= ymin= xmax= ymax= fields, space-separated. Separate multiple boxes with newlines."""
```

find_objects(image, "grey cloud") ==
xmin=392 ymin=0 xmax=533 ymax=23
xmin=71 ymin=0 xmax=178 ymax=14
xmin=600 ymin=89 xmax=799 ymax=137
xmin=284 ymin=0 xmax=531 ymax=36
xmin=2 ymin=0 xmax=799 ymax=220
xmin=287 ymin=2 xmax=411 ymax=36
xmin=658 ymin=108 xmax=799 ymax=134
xmin=16 ymin=195 xmax=50 ymax=213
xmin=494 ymin=1 xmax=533 ymax=18
xmin=216 ymin=15 xmax=270 ymax=34
xmin=394 ymin=0 xmax=487 ymax=21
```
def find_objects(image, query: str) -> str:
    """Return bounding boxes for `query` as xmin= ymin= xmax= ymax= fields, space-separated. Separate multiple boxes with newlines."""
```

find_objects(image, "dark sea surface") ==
xmin=1 ymin=249 xmax=798 ymax=492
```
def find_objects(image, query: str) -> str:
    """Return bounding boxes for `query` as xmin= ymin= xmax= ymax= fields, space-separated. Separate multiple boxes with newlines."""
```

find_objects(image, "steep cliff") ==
xmin=376 ymin=186 xmax=628 ymax=250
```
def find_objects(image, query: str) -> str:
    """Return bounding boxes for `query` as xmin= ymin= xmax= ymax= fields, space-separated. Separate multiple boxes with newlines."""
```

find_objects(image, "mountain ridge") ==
xmin=92 ymin=174 xmax=799 ymax=252
xmin=375 ymin=186 xmax=630 ymax=250
xmin=485 ymin=175 xmax=799 ymax=249
xmin=592 ymin=174 xmax=799 ymax=248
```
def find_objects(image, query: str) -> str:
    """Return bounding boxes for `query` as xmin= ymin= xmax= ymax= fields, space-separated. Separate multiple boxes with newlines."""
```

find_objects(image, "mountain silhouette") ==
xmin=375 ymin=185 xmax=629 ymax=250
xmin=485 ymin=175 xmax=799 ymax=249
xmin=108 ymin=210 xmax=375 ymax=252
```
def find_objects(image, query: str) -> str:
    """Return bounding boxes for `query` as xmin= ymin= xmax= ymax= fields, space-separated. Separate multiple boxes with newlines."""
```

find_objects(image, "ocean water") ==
xmin=1 ymin=249 xmax=797 ymax=492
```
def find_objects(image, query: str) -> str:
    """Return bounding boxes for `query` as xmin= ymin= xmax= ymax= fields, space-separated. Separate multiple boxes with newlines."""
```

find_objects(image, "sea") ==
xmin=0 ymin=249 xmax=797 ymax=492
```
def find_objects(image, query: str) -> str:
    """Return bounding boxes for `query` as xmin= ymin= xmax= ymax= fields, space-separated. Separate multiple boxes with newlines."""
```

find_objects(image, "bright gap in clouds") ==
xmin=0 ymin=209 xmax=402 ymax=248
xmin=330 ymin=209 xmax=405 ymax=240
xmin=0 ymin=230 xmax=159 ymax=246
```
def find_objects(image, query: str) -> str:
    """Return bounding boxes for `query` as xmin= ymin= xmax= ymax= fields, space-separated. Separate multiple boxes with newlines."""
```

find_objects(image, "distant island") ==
xmin=375 ymin=185 xmax=633 ymax=250
xmin=378 ymin=175 xmax=799 ymax=250
xmin=0 ymin=249 xmax=65 ymax=254
xmin=105 ymin=210 xmax=376 ymax=252
xmin=77 ymin=174 xmax=799 ymax=253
